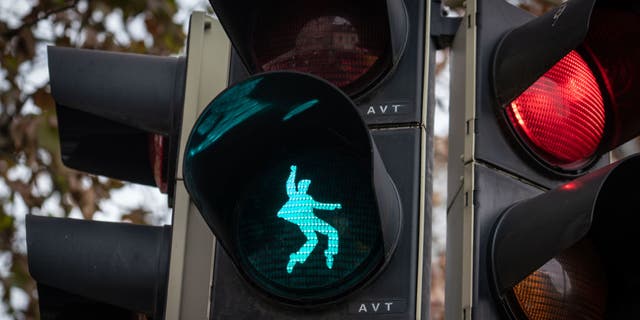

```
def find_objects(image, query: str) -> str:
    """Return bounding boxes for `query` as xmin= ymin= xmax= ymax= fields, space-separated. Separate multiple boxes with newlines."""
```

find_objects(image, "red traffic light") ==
xmin=182 ymin=72 xmax=401 ymax=304
xmin=492 ymin=0 xmax=640 ymax=174
xmin=506 ymin=50 xmax=605 ymax=171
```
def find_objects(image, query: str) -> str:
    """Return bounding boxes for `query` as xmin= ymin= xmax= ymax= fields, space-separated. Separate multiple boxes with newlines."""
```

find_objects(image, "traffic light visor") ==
xmin=183 ymin=72 xmax=400 ymax=304
xmin=493 ymin=0 xmax=640 ymax=172
xmin=47 ymin=46 xmax=185 ymax=190
xmin=209 ymin=0 xmax=408 ymax=98
xmin=491 ymin=154 xmax=640 ymax=319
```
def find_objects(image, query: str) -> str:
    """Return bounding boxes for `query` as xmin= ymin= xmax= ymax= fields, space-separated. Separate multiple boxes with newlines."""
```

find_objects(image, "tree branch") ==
xmin=2 ymin=0 xmax=80 ymax=38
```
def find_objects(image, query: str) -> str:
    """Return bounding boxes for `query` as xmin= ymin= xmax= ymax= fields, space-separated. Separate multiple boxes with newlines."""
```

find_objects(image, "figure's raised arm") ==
xmin=286 ymin=165 xmax=297 ymax=197
xmin=312 ymin=201 xmax=342 ymax=211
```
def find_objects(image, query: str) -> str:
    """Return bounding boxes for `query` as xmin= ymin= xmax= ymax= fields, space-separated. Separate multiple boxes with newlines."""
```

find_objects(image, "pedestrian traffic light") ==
xmin=183 ymin=71 xmax=402 ymax=304
xmin=446 ymin=0 xmax=639 ymax=319
xmin=29 ymin=1 xmax=441 ymax=317
xmin=26 ymin=38 xmax=187 ymax=319
xmin=169 ymin=0 xmax=442 ymax=318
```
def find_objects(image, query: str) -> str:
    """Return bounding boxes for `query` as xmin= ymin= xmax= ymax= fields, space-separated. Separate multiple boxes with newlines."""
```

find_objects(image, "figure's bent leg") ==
xmin=315 ymin=221 xmax=339 ymax=269
xmin=287 ymin=230 xmax=318 ymax=273
xmin=325 ymin=226 xmax=339 ymax=257
xmin=325 ymin=226 xmax=339 ymax=269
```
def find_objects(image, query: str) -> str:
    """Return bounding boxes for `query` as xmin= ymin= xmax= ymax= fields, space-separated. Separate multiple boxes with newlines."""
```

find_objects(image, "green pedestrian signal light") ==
xmin=278 ymin=165 xmax=343 ymax=273
xmin=235 ymin=159 xmax=383 ymax=301
xmin=182 ymin=72 xmax=401 ymax=304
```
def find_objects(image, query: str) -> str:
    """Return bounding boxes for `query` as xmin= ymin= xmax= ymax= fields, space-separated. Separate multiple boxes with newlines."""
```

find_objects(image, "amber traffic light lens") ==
xmin=506 ymin=50 xmax=606 ymax=171
xmin=511 ymin=239 xmax=607 ymax=320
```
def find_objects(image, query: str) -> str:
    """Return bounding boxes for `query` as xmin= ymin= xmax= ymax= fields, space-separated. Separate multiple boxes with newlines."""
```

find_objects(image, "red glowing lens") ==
xmin=149 ymin=134 xmax=168 ymax=193
xmin=507 ymin=50 xmax=605 ymax=170
xmin=252 ymin=1 xmax=392 ymax=97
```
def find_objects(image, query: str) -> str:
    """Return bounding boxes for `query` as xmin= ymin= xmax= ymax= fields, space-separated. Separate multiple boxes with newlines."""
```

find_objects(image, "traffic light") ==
xmin=26 ymin=27 xmax=188 ymax=320
xmin=167 ymin=0 xmax=441 ymax=318
xmin=183 ymin=71 xmax=402 ymax=305
xmin=446 ymin=0 xmax=639 ymax=319
xmin=30 ymin=0 xmax=443 ymax=317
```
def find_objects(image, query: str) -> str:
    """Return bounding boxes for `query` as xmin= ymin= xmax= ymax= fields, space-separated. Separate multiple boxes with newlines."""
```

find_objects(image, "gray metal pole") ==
xmin=165 ymin=12 xmax=231 ymax=320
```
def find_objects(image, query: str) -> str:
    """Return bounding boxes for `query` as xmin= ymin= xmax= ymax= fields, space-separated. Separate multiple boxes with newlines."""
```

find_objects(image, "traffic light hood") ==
xmin=26 ymin=215 xmax=171 ymax=318
xmin=48 ymin=47 xmax=185 ymax=134
xmin=490 ymin=154 xmax=640 ymax=304
xmin=182 ymin=71 xmax=402 ymax=304
xmin=493 ymin=0 xmax=640 ymax=152
xmin=446 ymin=0 xmax=640 ymax=318
xmin=48 ymin=46 xmax=186 ymax=187
xmin=207 ymin=0 xmax=408 ymax=98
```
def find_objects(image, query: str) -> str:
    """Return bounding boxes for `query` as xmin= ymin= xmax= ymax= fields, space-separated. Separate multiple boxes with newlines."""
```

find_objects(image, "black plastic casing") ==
xmin=48 ymin=46 xmax=186 ymax=196
xmin=205 ymin=0 xmax=433 ymax=318
xmin=26 ymin=215 xmax=172 ymax=319
xmin=447 ymin=0 xmax=640 ymax=319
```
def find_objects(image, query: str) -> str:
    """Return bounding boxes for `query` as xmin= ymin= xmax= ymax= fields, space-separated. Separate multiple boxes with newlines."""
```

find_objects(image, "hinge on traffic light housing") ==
xmin=463 ymin=306 xmax=472 ymax=320
xmin=182 ymin=72 xmax=403 ymax=306
xmin=465 ymin=118 xmax=477 ymax=135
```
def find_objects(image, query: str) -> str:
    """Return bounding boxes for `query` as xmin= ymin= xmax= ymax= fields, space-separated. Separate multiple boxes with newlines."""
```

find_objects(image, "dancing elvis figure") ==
xmin=277 ymin=165 xmax=342 ymax=274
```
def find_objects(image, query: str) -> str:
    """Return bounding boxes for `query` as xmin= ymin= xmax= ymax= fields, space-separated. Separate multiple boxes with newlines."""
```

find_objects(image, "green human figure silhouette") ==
xmin=277 ymin=165 xmax=342 ymax=274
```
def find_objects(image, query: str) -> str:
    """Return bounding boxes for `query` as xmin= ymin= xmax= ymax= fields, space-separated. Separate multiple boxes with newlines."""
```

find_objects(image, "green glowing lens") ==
xmin=182 ymin=72 xmax=389 ymax=303
xmin=235 ymin=152 xmax=383 ymax=301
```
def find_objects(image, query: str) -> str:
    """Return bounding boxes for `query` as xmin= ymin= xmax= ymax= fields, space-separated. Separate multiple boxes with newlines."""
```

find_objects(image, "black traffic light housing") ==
xmin=208 ymin=0 xmax=408 ymax=99
xmin=214 ymin=0 xmax=429 ymax=126
xmin=491 ymin=0 xmax=640 ymax=173
xmin=48 ymin=47 xmax=186 ymax=193
xmin=30 ymin=4 xmax=437 ymax=317
xmin=183 ymin=72 xmax=402 ymax=305
xmin=490 ymin=154 xmax=640 ymax=318
xmin=32 ymin=1 xmax=440 ymax=317
xmin=182 ymin=0 xmax=436 ymax=318
xmin=446 ymin=0 xmax=640 ymax=319
xmin=466 ymin=0 xmax=640 ymax=185
xmin=27 ymin=215 xmax=171 ymax=319
xmin=27 ymin=46 xmax=189 ymax=318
